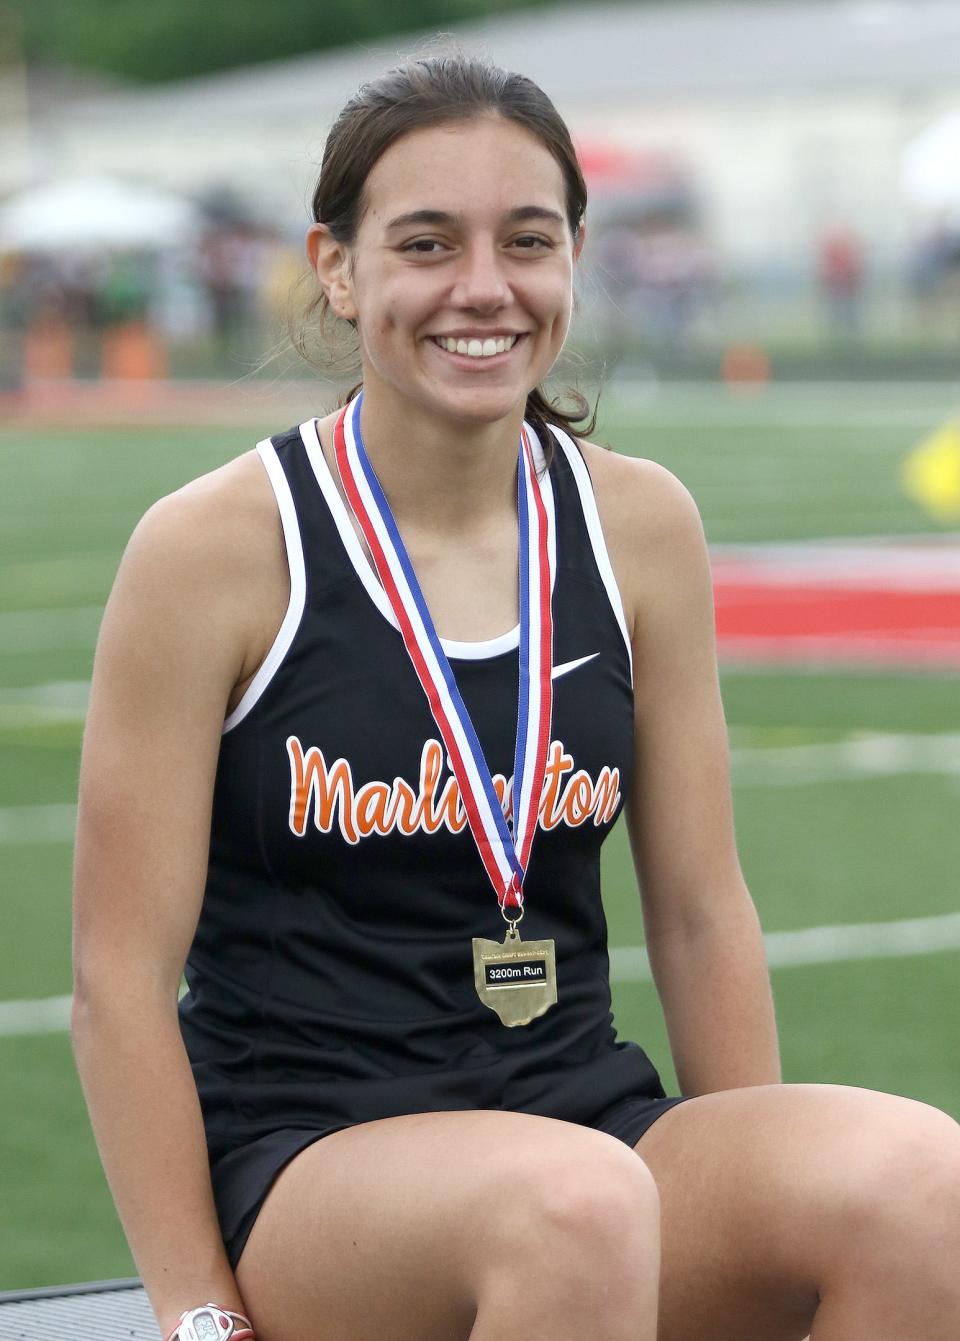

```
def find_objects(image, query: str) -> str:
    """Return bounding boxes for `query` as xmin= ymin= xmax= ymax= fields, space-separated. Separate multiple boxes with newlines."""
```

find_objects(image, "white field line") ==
xmin=607 ymin=380 xmax=960 ymax=428
xmin=5 ymin=910 xmax=960 ymax=1038
xmin=1 ymin=731 xmax=958 ymax=847
xmin=0 ymin=680 xmax=90 ymax=727
xmin=0 ymin=803 xmax=78 ymax=844
xmin=612 ymin=409 xmax=951 ymax=432
xmin=711 ymin=540 xmax=960 ymax=588
xmin=731 ymin=731 xmax=960 ymax=785
xmin=0 ymin=606 xmax=103 ymax=653
xmin=608 ymin=911 xmax=960 ymax=984
xmin=0 ymin=995 xmax=74 ymax=1037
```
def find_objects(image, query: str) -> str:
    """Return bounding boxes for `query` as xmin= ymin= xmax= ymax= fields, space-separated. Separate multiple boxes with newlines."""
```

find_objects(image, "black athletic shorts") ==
xmin=211 ymin=1093 xmax=687 ymax=1271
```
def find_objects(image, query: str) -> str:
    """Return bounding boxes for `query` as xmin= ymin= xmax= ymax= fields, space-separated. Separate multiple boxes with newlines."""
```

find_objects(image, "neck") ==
xmin=356 ymin=386 xmax=529 ymax=534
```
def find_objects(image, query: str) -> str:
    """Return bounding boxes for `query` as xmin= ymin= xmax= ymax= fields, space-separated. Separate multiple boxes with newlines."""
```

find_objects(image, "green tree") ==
xmin=5 ymin=0 xmax=642 ymax=84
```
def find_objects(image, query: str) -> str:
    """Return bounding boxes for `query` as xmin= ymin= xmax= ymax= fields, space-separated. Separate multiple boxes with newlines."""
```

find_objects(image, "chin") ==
xmin=432 ymin=389 xmax=531 ymax=429
xmin=430 ymin=369 xmax=546 ymax=418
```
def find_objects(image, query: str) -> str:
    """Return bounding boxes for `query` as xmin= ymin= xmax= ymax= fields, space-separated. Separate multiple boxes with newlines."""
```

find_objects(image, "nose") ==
xmin=450 ymin=238 xmax=510 ymax=312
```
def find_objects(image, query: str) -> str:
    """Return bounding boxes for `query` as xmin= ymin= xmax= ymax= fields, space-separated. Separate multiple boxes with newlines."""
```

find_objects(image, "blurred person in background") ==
xmin=71 ymin=49 xmax=960 ymax=1341
xmin=629 ymin=217 xmax=712 ymax=354
xmin=10 ymin=254 xmax=78 ymax=381
xmin=593 ymin=194 xmax=712 ymax=368
xmin=908 ymin=218 xmax=960 ymax=343
xmin=95 ymin=252 xmax=152 ymax=328
xmin=817 ymin=223 xmax=864 ymax=340
xmin=198 ymin=217 xmax=275 ymax=364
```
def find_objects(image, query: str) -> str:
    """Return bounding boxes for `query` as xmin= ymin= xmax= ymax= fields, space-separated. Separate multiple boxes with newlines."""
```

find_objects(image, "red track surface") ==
xmin=712 ymin=543 xmax=960 ymax=669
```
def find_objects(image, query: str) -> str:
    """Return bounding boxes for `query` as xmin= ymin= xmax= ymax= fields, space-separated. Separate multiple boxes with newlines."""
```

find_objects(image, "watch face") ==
xmin=194 ymin=1314 xmax=219 ymax=1341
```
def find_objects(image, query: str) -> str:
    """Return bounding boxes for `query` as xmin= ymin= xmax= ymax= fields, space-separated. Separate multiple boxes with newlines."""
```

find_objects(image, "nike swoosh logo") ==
xmin=551 ymin=653 xmax=600 ymax=680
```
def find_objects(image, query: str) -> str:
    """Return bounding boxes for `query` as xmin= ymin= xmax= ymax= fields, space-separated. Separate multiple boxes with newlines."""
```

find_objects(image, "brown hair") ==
xmin=295 ymin=49 xmax=598 ymax=444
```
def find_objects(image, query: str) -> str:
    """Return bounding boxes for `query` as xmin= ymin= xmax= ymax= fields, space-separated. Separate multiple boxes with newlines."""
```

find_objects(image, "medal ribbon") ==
xmin=334 ymin=392 xmax=553 ymax=916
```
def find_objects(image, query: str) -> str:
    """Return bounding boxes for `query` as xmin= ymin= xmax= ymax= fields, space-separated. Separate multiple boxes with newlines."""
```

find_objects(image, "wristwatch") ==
xmin=165 ymin=1304 xmax=255 ymax=1341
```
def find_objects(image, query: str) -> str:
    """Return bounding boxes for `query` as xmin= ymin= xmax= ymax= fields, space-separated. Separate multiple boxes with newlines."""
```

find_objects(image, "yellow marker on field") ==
xmin=902 ymin=420 xmax=960 ymax=522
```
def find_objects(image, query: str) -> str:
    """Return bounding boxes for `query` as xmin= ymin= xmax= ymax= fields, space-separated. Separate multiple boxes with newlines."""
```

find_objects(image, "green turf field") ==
xmin=2 ymin=381 xmax=958 ymax=1290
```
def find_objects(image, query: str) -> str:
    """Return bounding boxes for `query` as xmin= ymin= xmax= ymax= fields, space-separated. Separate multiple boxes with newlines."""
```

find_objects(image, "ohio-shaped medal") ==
xmin=472 ymin=925 xmax=558 ymax=1027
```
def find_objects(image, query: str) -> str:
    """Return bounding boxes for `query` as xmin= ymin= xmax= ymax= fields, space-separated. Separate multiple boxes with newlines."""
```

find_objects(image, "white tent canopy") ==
xmin=0 ymin=175 xmax=202 ymax=253
xmin=901 ymin=112 xmax=960 ymax=215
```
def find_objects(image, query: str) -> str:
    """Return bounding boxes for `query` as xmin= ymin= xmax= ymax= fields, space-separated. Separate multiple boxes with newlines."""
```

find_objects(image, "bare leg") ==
xmin=236 ymin=1108 xmax=661 ymax=1341
xmin=634 ymin=1083 xmax=960 ymax=1341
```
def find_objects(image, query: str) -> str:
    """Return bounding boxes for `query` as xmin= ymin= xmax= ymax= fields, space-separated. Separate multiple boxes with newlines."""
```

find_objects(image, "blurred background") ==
xmin=2 ymin=0 xmax=959 ymax=1293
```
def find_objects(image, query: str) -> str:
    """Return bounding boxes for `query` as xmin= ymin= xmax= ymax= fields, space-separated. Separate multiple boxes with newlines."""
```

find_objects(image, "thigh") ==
xmin=235 ymin=1107 xmax=649 ymax=1341
xmin=633 ymin=1081 xmax=947 ymax=1341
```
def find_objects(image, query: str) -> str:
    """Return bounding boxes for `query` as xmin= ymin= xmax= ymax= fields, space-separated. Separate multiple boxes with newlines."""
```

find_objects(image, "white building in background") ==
xmin=3 ymin=0 xmax=960 ymax=275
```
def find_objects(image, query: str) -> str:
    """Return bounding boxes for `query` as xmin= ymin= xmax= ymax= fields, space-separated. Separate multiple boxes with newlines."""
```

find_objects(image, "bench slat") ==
xmin=0 ymin=1281 xmax=154 ymax=1341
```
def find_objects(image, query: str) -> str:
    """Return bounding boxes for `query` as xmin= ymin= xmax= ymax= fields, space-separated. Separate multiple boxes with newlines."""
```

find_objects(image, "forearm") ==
xmin=71 ymin=992 xmax=247 ymax=1337
xmin=646 ymin=893 xmax=781 ymax=1096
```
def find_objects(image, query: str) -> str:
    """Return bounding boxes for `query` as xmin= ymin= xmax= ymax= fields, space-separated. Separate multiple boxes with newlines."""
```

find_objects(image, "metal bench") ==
xmin=0 ymin=1280 xmax=815 ymax=1340
xmin=0 ymin=1279 xmax=154 ymax=1341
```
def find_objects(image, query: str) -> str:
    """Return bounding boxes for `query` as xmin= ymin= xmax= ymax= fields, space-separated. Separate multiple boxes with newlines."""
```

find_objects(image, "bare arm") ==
xmin=72 ymin=457 xmax=281 ymax=1335
xmin=587 ymin=446 xmax=780 ymax=1096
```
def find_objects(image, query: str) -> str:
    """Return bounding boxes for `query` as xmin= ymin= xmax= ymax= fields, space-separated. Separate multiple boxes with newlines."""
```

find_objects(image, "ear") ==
xmin=306 ymin=223 xmax=358 ymax=322
xmin=573 ymin=220 xmax=587 ymax=264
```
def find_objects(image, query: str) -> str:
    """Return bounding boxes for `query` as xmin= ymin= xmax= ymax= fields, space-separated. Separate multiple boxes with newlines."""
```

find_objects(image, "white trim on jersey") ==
xmin=222 ymin=440 xmax=307 ymax=733
xmin=299 ymin=417 xmax=557 ymax=663
xmin=527 ymin=421 xmax=559 ymax=603
xmin=548 ymin=426 xmax=634 ymax=683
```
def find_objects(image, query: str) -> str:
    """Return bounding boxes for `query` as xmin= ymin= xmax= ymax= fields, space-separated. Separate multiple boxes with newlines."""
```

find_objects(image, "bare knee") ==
xmin=475 ymin=1132 xmax=660 ymax=1332
xmin=828 ymin=1095 xmax=960 ymax=1275
xmin=868 ymin=1102 xmax=960 ymax=1235
xmin=504 ymin=1132 xmax=659 ymax=1272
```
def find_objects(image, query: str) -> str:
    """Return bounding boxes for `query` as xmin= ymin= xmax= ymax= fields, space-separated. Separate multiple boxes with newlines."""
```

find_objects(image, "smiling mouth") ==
xmin=431 ymin=334 xmax=522 ymax=359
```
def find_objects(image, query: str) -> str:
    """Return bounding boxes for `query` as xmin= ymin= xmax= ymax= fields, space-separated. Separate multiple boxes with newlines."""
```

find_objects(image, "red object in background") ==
xmin=721 ymin=344 xmax=771 ymax=390
xmin=575 ymin=140 xmax=684 ymax=195
xmin=101 ymin=321 xmax=168 ymax=379
xmin=23 ymin=314 xmax=73 ymax=380
xmin=711 ymin=548 xmax=960 ymax=669
xmin=818 ymin=227 xmax=863 ymax=295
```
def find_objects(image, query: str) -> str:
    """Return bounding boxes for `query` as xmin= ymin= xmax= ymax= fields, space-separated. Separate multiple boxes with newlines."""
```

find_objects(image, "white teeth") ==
xmin=435 ymin=335 xmax=519 ymax=358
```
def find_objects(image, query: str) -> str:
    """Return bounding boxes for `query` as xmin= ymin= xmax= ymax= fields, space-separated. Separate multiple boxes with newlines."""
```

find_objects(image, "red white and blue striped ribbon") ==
xmin=334 ymin=392 xmax=554 ymax=916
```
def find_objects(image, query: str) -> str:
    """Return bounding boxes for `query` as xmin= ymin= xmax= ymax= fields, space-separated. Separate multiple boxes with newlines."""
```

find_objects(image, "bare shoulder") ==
xmin=577 ymin=439 xmax=704 ymax=547
xmin=128 ymin=449 xmax=277 ymax=573
xmin=106 ymin=448 xmax=287 ymax=695
xmin=575 ymin=439 xmax=709 ymax=632
xmin=124 ymin=449 xmax=281 ymax=597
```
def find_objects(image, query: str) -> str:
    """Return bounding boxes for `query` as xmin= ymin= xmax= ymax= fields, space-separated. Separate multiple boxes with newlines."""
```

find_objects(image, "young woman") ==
xmin=72 ymin=53 xmax=960 ymax=1341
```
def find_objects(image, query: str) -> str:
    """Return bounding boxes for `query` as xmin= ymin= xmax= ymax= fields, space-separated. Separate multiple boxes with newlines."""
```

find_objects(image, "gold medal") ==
xmin=472 ymin=922 xmax=557 ymax=1027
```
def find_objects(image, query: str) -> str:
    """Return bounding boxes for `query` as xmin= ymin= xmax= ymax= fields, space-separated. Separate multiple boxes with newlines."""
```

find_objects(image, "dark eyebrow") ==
xmin=384 ymin=206 xmax=567 ymax=231
xmin=507 ymin=206 xmax=567 ymax=227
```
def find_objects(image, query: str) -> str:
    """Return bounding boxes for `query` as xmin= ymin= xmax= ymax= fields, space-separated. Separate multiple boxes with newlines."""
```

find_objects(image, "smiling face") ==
xmin=309 ymin=115 xmax=584 ymax=432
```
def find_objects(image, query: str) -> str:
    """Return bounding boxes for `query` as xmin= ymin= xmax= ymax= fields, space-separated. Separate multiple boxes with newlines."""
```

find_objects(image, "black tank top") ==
xmin=179 ymin=418 xmax=667 ymax=1165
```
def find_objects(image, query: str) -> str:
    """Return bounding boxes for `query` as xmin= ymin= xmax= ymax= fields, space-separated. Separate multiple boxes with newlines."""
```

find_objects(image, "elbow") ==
xmin=70 ymin=965 xmax=178 ymax=1050
xmin=644 ymin=878 xmax=761 ymax=946
xmin=69 ymin=975 xmax=104 ymax=1056
xmin=70 ymin=955 xmax=106 ymax=1038
xmin=70 ymin=958 xmax=90 ymax=1039
xmin=70 ymin=977 xmax=97 ymax=1040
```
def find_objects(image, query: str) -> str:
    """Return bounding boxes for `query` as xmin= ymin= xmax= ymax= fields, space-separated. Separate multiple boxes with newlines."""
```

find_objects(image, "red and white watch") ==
xmin=164 ymin=1304 xmax=255 ymax=1341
